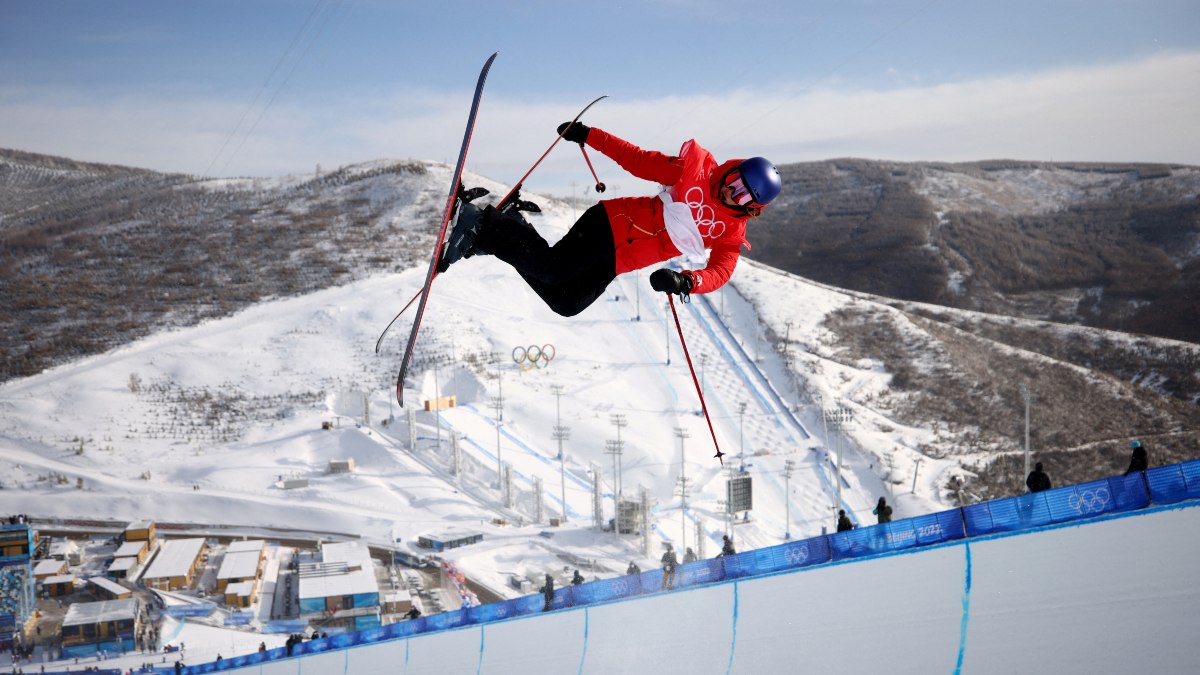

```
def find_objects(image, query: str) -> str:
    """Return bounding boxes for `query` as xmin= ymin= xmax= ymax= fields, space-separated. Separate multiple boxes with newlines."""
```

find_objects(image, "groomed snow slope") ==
xmin=221 ymin=501 xmax=1200 ymax=674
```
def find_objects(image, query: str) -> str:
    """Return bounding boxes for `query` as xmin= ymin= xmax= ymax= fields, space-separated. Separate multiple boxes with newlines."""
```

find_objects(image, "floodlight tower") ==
xmin=674 ymin=427 xmax=692 ymax=552
xmin=551 ymin=385 xmax=570 ymax=522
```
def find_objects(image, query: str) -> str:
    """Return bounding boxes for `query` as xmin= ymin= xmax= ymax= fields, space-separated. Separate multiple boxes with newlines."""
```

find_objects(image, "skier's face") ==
xmin=718 ymin=180 xmax=764 ymax=217
xmin=718 ymin=181 xmax=739 ymax=207
xmin=718 ymin=170 xmax=764 ymax=217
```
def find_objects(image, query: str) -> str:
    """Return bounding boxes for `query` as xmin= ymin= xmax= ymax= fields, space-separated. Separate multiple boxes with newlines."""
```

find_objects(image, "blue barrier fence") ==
xmin=963 ymin=472 xmax=1150 ymax=535
xmin=162 ymin=459 xmax=1199 ymax=674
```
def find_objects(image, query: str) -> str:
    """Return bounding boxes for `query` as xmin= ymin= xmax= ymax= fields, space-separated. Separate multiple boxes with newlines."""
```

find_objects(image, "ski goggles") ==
xmin=723 ymin=171 xmax=756 ymax=207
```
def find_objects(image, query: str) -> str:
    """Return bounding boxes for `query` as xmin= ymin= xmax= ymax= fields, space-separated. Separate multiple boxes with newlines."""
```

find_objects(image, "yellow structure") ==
xmin=89 ymin=576 xmax=133 ymax=600
xmin=141 ymin=538 xmax=206 ymax=591
xmin=113 ymin=540 xmax=149 ymax=563
xmin=61 ymin=599 xmax=141 ymax=649
xmin=43 ymin=574 xmax=75 ymax=597
xmin=216 ymin=540 xmax=265 ymax=593
xmin=423 ymin=395 xmax=457 ymax=411
xmin=123 ymin=521 xmax=157 ymax=545
xmin=223 ymin=580 xmax=257 ymax=608
xmin=33 ymin=558 xmax=68 ymax=580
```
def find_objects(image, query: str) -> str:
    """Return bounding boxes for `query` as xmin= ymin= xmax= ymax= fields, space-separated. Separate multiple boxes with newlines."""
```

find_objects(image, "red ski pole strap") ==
xmin=668 ymin=294 xmax=725 ymax=465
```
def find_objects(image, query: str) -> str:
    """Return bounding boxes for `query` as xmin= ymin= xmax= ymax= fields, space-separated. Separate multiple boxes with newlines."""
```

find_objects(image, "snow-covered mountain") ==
xmin=1 ymin=153 xmax=1197 ymax=601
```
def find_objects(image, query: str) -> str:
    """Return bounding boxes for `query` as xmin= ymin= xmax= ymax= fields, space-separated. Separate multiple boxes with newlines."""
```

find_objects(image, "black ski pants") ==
xmin=474 ymin=204 xmax=616 ymax=317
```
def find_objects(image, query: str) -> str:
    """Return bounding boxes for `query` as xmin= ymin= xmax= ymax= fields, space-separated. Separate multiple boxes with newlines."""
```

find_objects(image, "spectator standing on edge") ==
xmin=660 ymin=544 xmax=678 ymax=590
xmin=683 ymin=547 xmax=698 ymax=563
xmin=540 ymin=574 xmax=555 ymax=612
xmin=836 ymin=509 xmax=854 ymax=532
xmin=571 ymin=570 xmax=584 ymax=586
xmin=1026 ymin=462 xmax=1052 ymax=493
xmin=626 ymin=562 xmax=640 ymax=575
xmin=718 ymin=535 xmax=736 ymax=557
xmin=873 ymin=497 xmax=893 ymax=524
xmin=1125 ymin=440 xmax=1149 ymax=474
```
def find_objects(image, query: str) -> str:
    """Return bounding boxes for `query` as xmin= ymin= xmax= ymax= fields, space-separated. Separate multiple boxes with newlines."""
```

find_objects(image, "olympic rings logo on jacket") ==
xmin=683 ymin=186 xmax=726 ymax=239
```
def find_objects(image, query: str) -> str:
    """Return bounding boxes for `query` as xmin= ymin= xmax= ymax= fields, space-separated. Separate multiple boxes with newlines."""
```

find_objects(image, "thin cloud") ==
xmin=1 ymin=51 xmax=1196 ymax=198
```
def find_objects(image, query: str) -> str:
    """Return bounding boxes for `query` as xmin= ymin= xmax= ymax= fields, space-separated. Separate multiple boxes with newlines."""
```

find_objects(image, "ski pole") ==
xmin=668 ymin=294 xmax=725 ymax=465
xmin=579 ymin=146 xmax=606 ymax=193
xmin=494 ymin=95 xmax=607 ymax=210
xmin=374 ymin=287 xmax=423 ymax=353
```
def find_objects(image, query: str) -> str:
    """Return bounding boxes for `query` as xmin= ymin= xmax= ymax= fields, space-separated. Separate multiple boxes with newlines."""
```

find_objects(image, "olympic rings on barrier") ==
xmin=1068 ymin=488 xmax=1111 ymax=515
xmin=512 ymin=344 xmax=556 ymax=371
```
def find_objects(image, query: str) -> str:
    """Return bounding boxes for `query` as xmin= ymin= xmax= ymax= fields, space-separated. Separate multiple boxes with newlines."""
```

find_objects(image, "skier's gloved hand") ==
xmin=556 ymin=121 xmax=590 ymax=146
xmin=650 ymin=269 xmax=693 ymax=295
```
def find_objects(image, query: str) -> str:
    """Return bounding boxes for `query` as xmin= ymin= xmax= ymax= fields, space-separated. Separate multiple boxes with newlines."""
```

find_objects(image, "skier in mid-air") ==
xmin=440 ymin=121 xmax=782 ymax=315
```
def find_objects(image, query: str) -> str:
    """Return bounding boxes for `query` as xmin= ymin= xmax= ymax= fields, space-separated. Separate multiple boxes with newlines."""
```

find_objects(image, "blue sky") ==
xmin=2 ymin=0 xmax=1198 ymax=197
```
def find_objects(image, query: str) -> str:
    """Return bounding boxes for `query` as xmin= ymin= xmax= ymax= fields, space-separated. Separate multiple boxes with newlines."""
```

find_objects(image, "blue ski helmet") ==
xmin=733 ymin=157 xmax=781 ymax=206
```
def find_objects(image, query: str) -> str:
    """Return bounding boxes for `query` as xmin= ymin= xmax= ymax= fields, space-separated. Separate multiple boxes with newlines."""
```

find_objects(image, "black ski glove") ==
xmin=557 ymin=121 xmax=590 ymax=146
xmin=650 ymin=269 xmax=693 ymax=295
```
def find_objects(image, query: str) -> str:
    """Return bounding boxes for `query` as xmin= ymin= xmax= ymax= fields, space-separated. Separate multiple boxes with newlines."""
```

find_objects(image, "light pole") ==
xmin=674 ymin=427 xmax=691 ymax=552
xmin=1020 ymin=384 xmax=1032 ymax=489
xmin=432 ymin=355 xmax=444 ymax=450
xmin=490 ymin=395 xmax=503 ymax=491
xmin=664 ymin=299 xmax=672 ymax=365
xmin=634 ymin=270 xmax=641 ymax=321
xmin=610 ymin=414 xmax=627 ymax=496
xmin=605 ymin=440 xmax=623 ymax=535
xmin=783 ymin=460 xmax=795 ymax=540
xmin=823 ymin=404 xmax=854 ymax=509
xmin=737 ymin=402 xmax=748 ymax=470
xmin=552 ymin=385 xmax=569 ymax=522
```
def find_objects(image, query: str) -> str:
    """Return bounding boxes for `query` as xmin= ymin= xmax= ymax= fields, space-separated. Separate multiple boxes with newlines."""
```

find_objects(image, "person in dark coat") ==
xmin=571 ymin=569 xmax=584 ymax=586
xmin=873 ymin=497 xmax=893 ymax=524
xmin=539 ymin=573 xmax=556 ymax=612
xmin=718 ymin=535 xmax=736 ymax=557
xmin=1125 ymin=440 xmax=1149 ymax=474
xmin=626 ymin=561 xmax=641 ymax=575
xmin=660 ymin=544 xmax=678 ymax=590
xmin=1026 ymin=462 xmax=1052 ymax=493
xmin=836 ymin=509 xmax=854 ymax=532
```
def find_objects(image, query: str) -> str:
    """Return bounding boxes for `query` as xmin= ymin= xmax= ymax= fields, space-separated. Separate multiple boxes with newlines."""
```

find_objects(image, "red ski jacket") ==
xmin=586 ymin=128 xmax=756 ymax=294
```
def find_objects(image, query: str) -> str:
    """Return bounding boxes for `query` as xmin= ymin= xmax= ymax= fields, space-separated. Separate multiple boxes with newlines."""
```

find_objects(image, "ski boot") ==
xmin=437 ymin=186 xmax=490 ymax=273
xmin=489 ymin=186 xmax=542 ymax=232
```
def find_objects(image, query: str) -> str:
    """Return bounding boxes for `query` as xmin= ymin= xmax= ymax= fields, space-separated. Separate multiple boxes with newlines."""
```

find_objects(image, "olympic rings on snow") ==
xmin=512 ymin=343 xmax=556 ymax=371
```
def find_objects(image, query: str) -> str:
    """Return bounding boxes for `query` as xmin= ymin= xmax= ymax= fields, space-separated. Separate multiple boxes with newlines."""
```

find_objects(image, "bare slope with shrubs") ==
xmin=822 ymin=298 xmax=1200 ymax=503
xmin=1 ymin=149 xmax=443 ymax=381
xmin=749 ymin=159 xmax=1200 ymax=349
